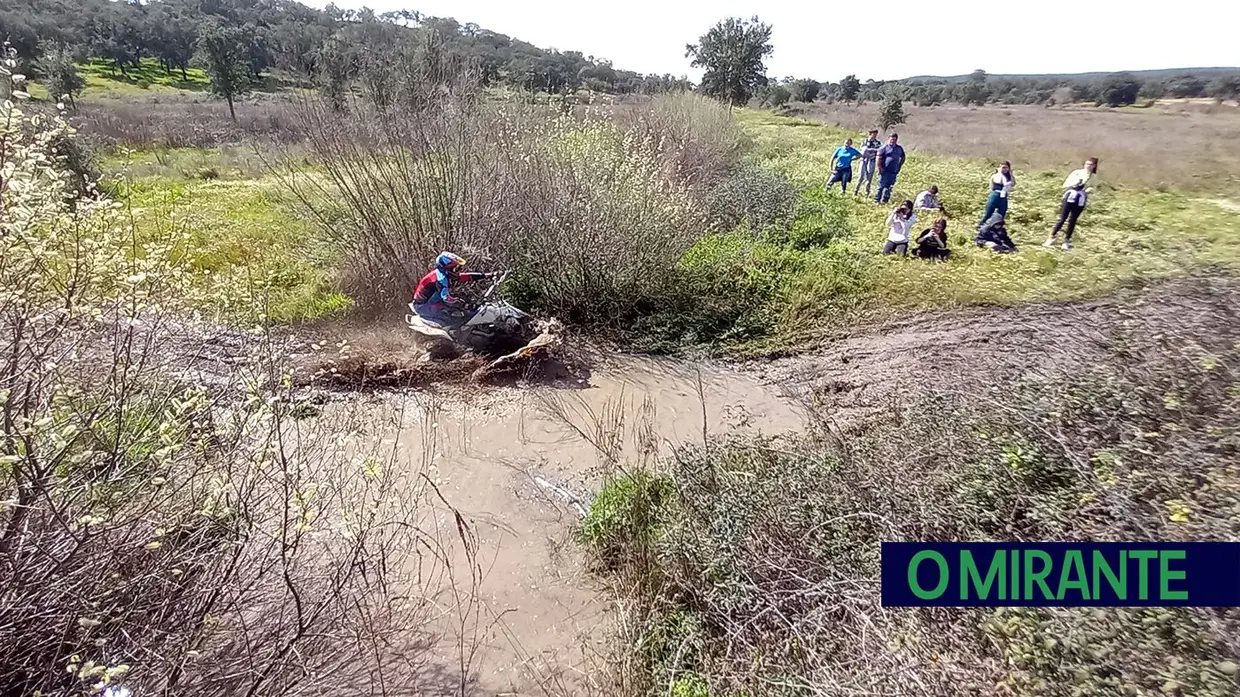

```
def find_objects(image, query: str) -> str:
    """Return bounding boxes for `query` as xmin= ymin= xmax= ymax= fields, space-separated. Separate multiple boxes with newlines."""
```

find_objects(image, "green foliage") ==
xmin=788 ymin=78 xmax=820 ymax=103
xmin=1100 ymin=72 xmax=1142 ymax=106
xmin=580 ymin=472 xmax=672 ymax=567
xmin=671 ymin=673 xmax=711 ymax=697
xmin=1208 ymin=74 xmax=1240 ymax=100
xmin=4 ymin=0 xmax=688 ymax=99
xmin=705 ymin=165 xmax=797 ymax=235
xmin=35 ymin=43 xmax=84 ymax=106
xmin=960 ymin=68 xmax=990 ymax=105
xmin=839 ymin=74 xmax=861 ymax=102
xmin=197 ymin=23 xmax=253 ymax=119
xmin=761 ymin=84 xmax=790 ymax=108
xmin=782 ymin=186 xmax=854 ymax=249
xmin=74 ymin=57 xmax=211 ymax=95
xmin=686 ymin=16 xmax=774 ymax=106
xmin=877 ymin=92 xmax=907 ymax=130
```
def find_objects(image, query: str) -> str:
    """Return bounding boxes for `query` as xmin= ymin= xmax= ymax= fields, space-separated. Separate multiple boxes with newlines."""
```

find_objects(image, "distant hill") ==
xmin=904 ymin=67 xmax=1240 ymax=83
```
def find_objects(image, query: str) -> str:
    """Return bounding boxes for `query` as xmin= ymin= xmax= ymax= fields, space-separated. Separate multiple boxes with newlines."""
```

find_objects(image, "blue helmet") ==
xmin=436 ymin=252 xmax=465 ymax=272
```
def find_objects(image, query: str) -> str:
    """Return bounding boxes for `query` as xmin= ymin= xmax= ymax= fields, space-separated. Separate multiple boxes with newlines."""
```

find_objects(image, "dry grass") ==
xmin=67 ymin=92 xmax=303 ymax=149
xmin=793 ymin=101 xmax=1240 ymax=194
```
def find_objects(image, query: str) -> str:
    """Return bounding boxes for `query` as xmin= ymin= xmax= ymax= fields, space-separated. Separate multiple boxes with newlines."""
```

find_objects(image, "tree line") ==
xmin=683 ymin=17 xmax=1240 ymax=111
xmin=764 ymin=69 xmax=1240 ymax=109
xmin=0 ymin=0 xmax=692 ymax=100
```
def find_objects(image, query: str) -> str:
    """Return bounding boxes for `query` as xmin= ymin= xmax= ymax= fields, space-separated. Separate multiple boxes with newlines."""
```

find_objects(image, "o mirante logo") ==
xmin=881 ymin=543 xmax=1240 ymax=607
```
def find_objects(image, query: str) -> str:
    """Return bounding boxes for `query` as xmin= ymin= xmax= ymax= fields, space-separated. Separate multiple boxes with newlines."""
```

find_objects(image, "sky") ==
xmin=314 ymin=0 xmax=1240 ymax=81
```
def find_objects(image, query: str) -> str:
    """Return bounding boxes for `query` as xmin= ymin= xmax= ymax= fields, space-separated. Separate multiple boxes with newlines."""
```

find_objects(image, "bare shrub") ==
xmin=2 ymin=63 xmax=482 ymax=696
xmin=612 ymin=92 xmax=749 ymax=189
xmin=281 ymin=92 xmax=709 ymax=325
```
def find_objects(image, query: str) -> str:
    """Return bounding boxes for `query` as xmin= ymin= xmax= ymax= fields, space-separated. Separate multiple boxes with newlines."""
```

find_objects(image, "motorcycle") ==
xmin=404 ymin=272 xmax=543 ymax=360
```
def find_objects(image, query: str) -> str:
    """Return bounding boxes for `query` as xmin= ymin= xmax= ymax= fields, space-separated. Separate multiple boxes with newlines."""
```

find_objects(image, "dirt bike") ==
xmin=404 ymin=272 xmax=542 ymax=360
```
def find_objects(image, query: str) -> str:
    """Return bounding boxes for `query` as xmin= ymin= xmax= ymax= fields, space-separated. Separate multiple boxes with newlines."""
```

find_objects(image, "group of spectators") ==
xmin=825 ymin=130 xmax=1101 ymax=261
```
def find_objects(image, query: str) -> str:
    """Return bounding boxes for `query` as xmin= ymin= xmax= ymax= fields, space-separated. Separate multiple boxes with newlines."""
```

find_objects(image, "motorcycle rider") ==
xmin=411 ymin=252 xmax=498 ymax=327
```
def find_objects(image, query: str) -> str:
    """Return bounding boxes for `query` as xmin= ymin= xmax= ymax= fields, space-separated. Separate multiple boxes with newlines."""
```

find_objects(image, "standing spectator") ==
xmin=855 ymin=129 xmax=882 ymax=198
xmin=874 ymin=133 xmax=906 ymax=204
xmin=882 ymin=200 xmax=917 ymax=256
xmin=1045 ymin=157 xmax=1099 ymax=250
xmin=914 ymin=185 xmax=945 ymax=213
xmin=978 ymin=161 xmax=1016 ymax=227
xmin=826 ymin=138 xmax=863 ymax=193
xmin=1045 ymin=182 xmax=1088 ymax=250
xmin=913 ymin=217 xmax=950 ymax=261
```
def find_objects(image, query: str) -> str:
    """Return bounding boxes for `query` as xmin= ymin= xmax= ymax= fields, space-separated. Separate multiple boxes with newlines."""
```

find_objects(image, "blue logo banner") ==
xmin=881 ymin=542 xmax=1240 ymax=607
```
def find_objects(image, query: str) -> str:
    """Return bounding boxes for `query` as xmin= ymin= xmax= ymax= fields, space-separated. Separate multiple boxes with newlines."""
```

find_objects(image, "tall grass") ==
xmin=73 ymin=93 xmax=302 ymax=148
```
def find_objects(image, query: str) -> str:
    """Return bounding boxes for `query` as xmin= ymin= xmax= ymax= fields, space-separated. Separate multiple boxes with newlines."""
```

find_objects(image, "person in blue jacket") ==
xmin=826 ymin=138 xmax=864 ymax=194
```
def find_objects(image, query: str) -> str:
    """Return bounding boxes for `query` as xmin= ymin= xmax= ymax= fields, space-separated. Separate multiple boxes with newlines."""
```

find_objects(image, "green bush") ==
xmin=704 ymin=165 xmax=797 ymax=236
xmin=781 ymin=186 xmax=854 ymax=249
xmin=580 ymin=472 xmax=673 ymax=568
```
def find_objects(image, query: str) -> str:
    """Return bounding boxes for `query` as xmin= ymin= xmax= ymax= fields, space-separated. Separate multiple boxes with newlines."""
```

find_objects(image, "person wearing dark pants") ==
xmin=913 ymin=218 xmax=951 ymax=261
xmin=1046 ymin=185 xmax=1087 ymax=250
xmin=874 ymin=133 xmax=906 ymax=204
xmin=976 ymin=212 xmax=1018 ymax=253
xmin=1045 ymin=157 xmax=1099 ymax=250
xmin=978 ymin=161 xmax=1015 ymax=227
xmin=826 ymin=138 xmax=863 ymax=193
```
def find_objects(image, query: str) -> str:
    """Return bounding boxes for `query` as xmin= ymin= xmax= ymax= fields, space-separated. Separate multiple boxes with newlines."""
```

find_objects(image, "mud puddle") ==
xmin=324 ymin=354 xmax=805 ymax=695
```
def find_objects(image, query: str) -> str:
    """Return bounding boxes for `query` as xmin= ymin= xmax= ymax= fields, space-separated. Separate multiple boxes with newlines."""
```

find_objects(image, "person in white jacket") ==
xmin=883 ymin=200 xmax=917 ymax=256
xmin=1045 ymin=157 xmax=1098 ymax=249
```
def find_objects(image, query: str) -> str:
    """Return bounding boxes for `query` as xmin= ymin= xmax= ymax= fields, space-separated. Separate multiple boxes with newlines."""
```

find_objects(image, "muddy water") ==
xmin=343 ymin=354 xmax=804 ymax=695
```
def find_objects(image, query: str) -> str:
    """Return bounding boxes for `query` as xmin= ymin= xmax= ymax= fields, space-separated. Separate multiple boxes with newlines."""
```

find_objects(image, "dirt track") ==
xmin=747 ymin=276 xmax=1238 ymax=427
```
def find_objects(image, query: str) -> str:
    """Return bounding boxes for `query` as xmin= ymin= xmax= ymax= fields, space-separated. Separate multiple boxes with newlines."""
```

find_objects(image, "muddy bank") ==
xmin=320 ymin=353 xmax=807 ymax=695
xmin=749 ymin=275 xmax=1240 ymax=429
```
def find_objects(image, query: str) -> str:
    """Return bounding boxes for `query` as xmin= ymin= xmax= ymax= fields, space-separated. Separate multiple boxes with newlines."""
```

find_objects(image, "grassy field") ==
xmin=792 ymin=101 xmax=1240 ymax=195
xmin=670 ymin=109 xmax=1240 ymax=352
xmin=106 ymin=148 xmax=347 ymax=324
xmin=30 ymin=58 xmax=305 ymax=101
xmin=87 ymin=103 xmax=1240 ymax=351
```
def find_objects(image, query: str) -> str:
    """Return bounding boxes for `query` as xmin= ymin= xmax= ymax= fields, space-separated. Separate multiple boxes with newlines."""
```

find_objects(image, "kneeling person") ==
xmin=913 ymin=218 xmax=950 ymax=261
xmin=883 ymin=201 xmax=917 ymax=256
xmin=975 ymin=212 xmax=1018 ymax=254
